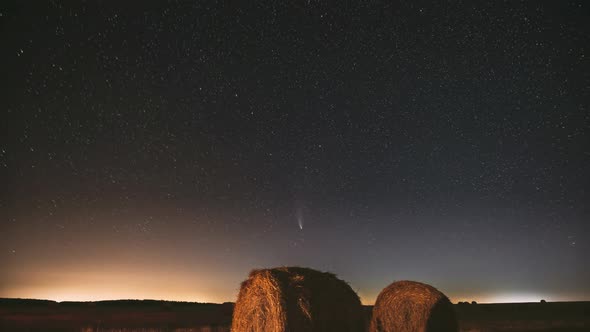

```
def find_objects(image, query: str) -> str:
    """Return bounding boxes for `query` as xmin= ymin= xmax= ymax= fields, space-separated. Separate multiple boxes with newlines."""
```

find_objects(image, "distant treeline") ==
xmin=0 ymin=298 xmax=234 ymax=307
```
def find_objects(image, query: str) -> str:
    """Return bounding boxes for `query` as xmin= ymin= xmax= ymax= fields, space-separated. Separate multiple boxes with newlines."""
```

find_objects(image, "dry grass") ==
xmin=370 ymin=280 xmax=458 ymax=332
xmin=231 ymin=266 xmax=364 ymax=332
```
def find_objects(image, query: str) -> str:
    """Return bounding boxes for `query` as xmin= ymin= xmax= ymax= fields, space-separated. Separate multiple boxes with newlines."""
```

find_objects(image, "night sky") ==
xmin=1 ymin=2 xmax=589 ymax=304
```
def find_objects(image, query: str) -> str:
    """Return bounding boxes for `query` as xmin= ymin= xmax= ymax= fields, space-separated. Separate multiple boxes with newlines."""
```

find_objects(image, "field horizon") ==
xmin=2 ymin=297 xmax=590 ymax=306
xmin=1 ymin=297 xmax=589 ymax=332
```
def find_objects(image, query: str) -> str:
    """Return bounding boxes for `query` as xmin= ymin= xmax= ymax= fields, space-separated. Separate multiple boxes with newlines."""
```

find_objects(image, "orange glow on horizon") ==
xmin=2 ymin=263 xmax=587 ymax=305
xmin=1 ymin=264 xmax=235 ymax=304
xmin=4 ymin=284 xmax=584 ymax=305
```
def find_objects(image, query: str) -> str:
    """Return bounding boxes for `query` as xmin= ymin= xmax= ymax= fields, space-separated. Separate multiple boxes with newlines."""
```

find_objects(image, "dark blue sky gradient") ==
xmin=1 ymin=1 xmax=588 ymax=303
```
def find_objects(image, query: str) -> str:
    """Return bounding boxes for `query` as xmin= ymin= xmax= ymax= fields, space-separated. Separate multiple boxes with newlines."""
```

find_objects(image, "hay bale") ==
xmin=370 ymin=280 xmax=458 ymax=332
xmin=231 ymin=266 xmax=364 ymax=332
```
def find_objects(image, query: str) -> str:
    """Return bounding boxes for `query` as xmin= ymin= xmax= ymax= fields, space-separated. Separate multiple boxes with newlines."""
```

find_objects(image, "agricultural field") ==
xmin=1 ymin=298 xmax=588 ymax=332
xmin=0 ymin=299 xmax=232 ymax=332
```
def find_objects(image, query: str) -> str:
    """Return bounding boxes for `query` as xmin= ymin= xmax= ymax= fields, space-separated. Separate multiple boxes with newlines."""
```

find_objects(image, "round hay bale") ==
xmin=231 ymin=266 xmax=365 ymax=332
xmin=370 ymin=280 xmax=458 ymax=332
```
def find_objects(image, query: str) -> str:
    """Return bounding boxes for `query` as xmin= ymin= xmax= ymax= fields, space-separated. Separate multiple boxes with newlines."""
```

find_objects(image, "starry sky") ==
xmin=1 ymin=2 xmax=588 ymax=304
